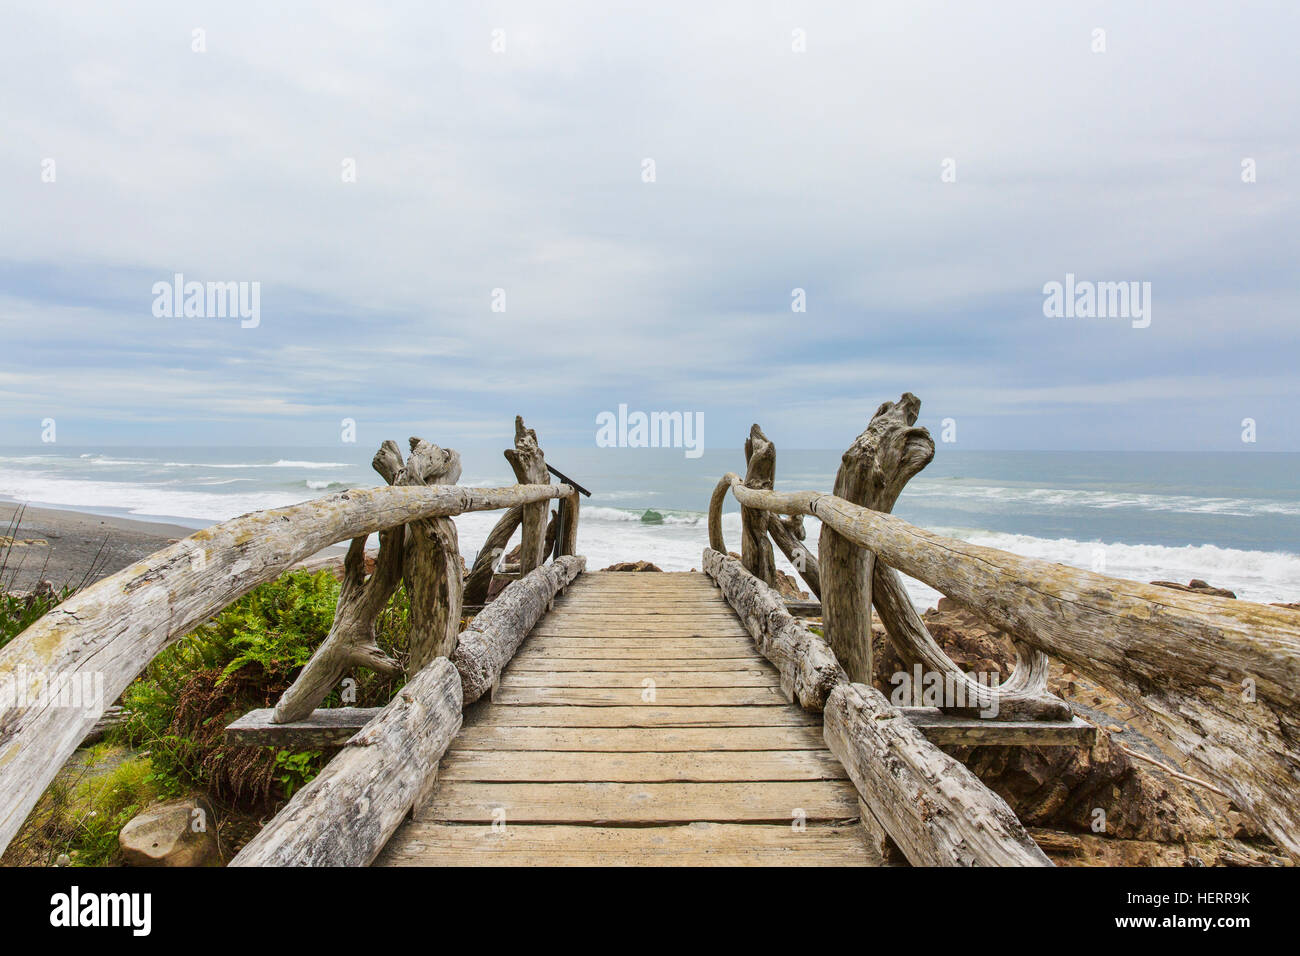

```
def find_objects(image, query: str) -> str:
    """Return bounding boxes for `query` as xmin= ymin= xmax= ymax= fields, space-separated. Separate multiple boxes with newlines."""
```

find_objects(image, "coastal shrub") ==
xmin=116 ymin=570 xmax=411 ymax=808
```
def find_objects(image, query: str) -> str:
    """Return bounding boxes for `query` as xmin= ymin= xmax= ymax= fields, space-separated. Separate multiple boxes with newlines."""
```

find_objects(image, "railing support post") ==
xmin=506 ymin=416 xmax=550 ymax=575
xmin=818 ymin=394 xmax=934 ymax=685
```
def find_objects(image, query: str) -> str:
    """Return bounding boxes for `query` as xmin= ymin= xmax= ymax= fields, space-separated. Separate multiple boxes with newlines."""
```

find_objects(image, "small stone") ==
xmin=119 ymin=797 xmax=218 ymax=867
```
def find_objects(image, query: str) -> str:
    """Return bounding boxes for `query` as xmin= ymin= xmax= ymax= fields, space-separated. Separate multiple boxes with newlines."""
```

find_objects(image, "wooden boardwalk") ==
xmin=378 ymin=572 xmax=877 ymax=865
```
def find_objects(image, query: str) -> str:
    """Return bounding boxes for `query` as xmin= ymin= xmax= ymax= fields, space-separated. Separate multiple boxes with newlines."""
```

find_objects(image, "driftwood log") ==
xmin=463 ymin=506 xmax=521 ymax=604
xmin=0 ymin=480 xmax=570 ymax=855
xmin=725 ymin=477 xmax=1300 ymax=859
xmin=400 ymin=440 xmax=464 ymax=672
xmin=824 ymin=681 xmax=1052 ymax=866
xmin=702 ymin=548 xmax=843 ymax=710
xmin=844 ymin=398 xmax=1066 ymax=719
xmin=739 ymin=426 xmax=776 ymax=586
xmin=818 ymin=394 xmax=933 ymax=685
xmin=505 ymin=417 xmax=550 ymax=576
xmin=272 ymin=443 xmax=406 ymax=724
xmin=453 ymin=555 xmax=586 ymax=704
xmin=558 ymin=492 xmax=580 ymax=558
xmin=231 ymin=658 xmax=463 ymax=867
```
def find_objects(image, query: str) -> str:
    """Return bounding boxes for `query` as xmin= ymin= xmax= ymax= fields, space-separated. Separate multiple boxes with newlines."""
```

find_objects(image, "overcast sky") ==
xmin=2 ymin=1 xmax=1296 ymax=451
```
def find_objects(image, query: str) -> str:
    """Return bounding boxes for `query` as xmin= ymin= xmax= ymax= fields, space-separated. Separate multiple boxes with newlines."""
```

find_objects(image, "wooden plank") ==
xmin=531 ymin=624 xmax=750 ymax=635
xmin=450 ymin=725 xmax=828 ymax=752
xmin=546 ymin=609 xmax=740 ymax=617
xmin=491 ymin=686 xmax=788 ymax=707
xmin=376 ymin=822 xmax=875 ymax=867
xmin=901 ymin=709 xmax=1098 ymax=748
xmin=499 ymin=670 xmax=780 ymax=688
xmin=481 ymin=705 xmax=820 ymax=728
xmin=419 ymin=780 xmax=860 ymax=824
xmin=439 ymin=749 xmax=848 ymax=782
xmin=224 ymin=706 xmax=1092 ymax=750
xmin=225 ymin=707 xmax=382 ymax=747
xmin=515 ymin=643 xmax=756 ymax=659
xmin=507 ymin=657 xmax=767 ymax=672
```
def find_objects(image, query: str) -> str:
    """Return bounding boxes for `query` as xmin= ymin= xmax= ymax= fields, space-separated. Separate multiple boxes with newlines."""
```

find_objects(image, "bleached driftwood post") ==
xmin=506 ymin=417 xmax=550 ymax=577
xmin=272 ymin=443 xmax=406 ymax=724
xmin=401 ymin=440 xmax=464 ymax=672
xmin=818 ymin=394 xmax=934 ymax=684
xmin=740 ymin=425 xmax=776 ymax=586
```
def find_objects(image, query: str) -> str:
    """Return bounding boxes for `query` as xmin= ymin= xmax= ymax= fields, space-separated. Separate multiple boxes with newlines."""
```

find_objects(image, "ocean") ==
xmin=1 ymin=446 xmax=1297 ymax=608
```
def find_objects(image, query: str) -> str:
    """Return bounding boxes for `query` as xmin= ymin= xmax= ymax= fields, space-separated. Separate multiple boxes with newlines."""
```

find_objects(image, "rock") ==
xmin=1270 ymin=601 xmax=1300 ymax=612
xmin=640 ymin=510 xmax=664 ymax=525
xmin=601 ymin=561 xmax=663 ymax=572
xmin=119 ymin=798 xmax=219 ymax=867
xmin=1150 ymin=579 xmax=1237 ymax=599
xmin=772 ymin=570 xmax=808 ymax=601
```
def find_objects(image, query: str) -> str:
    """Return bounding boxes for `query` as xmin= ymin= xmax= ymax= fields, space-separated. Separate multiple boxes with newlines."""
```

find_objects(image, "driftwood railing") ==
xmin=707 ymin=394 xmax=1300 ymax=863
xmin=0 ymin=415 xmax=585 ymax=860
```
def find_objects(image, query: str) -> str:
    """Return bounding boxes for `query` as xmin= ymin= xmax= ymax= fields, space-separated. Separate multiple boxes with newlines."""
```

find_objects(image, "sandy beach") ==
xmin=0 ymin=502 xmax=198 ymax=593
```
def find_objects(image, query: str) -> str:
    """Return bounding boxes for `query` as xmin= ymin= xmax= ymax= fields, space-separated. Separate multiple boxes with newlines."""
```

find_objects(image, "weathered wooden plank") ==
xmin=513 ymin=643 xmax=758 ymax=660
xmin=901 ymin=708 xmax=1097 ymax=748
xmin=702 ymin=548 xmax=844 ymax=710
xmin=490 ymin=686 xmax=788 ymax=707
xmin=499 ymin=670 xmax=780 ymax=688
xmin=438 ymin=749 xmax=849 ymax=782
xmin=450 ymin=725 xmax=828 ymax=752
xmin=0 ymin=480 xmax=569 ymax=854
xmin=225 ymin=707 xmax=384 ymax=747
xmin=823 ymin=681 xmax=1051 ymax=867
xmin=451 ymin=555 xmax=586 ymax=705
xmin=230 ymin=658 xmax=463 ymax=867
xmin=225 ymin=705 xmax=1091 ymax=751
xmin=420 ymin=780 xmax=860 ymax=824
xmin=507 ymin=657 xmax=766 ymax=672
xmin=481 ymin=705 xmax=820 ymax=728
xmin=376 ymin=822 xmax=875 ymax=867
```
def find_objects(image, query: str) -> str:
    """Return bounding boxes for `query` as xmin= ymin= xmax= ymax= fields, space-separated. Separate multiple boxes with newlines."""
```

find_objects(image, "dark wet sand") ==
xmin=1 ymin=502 xmax=198 ymax=593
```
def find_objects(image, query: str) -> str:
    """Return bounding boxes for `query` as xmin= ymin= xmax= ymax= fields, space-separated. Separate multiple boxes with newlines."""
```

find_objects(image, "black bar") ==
xmin=546 ymin=463 xmax=592 ymax=497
